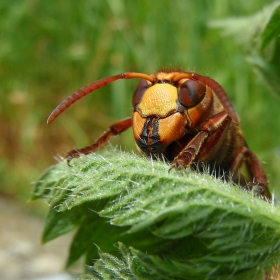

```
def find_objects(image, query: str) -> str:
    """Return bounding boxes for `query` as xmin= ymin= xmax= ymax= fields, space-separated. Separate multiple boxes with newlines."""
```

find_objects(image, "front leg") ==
xmin=172 ymin=111 xmax=231 ymax=169
xmin=66 ymin=117 xmax=132 ymax=163
xmin=171 ymin=131 xmax=209 ymax=169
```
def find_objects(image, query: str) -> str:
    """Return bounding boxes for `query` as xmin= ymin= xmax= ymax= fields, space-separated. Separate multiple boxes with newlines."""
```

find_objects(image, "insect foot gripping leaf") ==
xmin=32 ymin=149 xmax=280 ymax=280
xmin=47 ymin=71 xmax=271 ymax=200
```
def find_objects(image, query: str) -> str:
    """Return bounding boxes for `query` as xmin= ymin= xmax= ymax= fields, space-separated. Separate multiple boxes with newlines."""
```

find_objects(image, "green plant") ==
xmin=32 ymin=149 xmax=280 ymax=279
xmin=30 ymin=2 xmax=280 ymax=279
xmin=209 ymin=1 xmax=280 ymax=97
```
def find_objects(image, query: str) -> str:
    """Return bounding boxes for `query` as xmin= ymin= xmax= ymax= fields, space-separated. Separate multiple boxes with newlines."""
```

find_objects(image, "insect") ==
xmin=47 ymin=71 xmax=271 ymax=200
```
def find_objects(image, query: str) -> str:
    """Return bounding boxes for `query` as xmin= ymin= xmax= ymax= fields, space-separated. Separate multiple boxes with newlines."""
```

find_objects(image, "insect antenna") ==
xmin=47 ymin=72 xmax=154 ymax=124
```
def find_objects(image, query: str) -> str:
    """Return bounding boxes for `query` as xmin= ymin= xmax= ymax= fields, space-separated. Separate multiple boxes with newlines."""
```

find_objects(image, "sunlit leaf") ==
xmin=34 ymin=149 xmax=280 ymax=279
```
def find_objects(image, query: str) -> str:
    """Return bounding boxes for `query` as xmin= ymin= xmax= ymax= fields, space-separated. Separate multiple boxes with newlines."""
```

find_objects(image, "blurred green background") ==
xmin=1 ymin=0 xmax=280 ymax=212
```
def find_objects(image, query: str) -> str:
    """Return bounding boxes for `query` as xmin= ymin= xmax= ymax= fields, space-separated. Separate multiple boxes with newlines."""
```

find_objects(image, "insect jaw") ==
xmin=132 ymin=111 xmax=186 ymax=155
xmin=135 ymin=117 xmax=163 ymax=154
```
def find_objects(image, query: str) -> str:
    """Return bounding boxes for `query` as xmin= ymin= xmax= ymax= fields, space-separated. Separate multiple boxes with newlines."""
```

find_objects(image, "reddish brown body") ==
xmin=47 ymin=71 xmax=271 ymax=200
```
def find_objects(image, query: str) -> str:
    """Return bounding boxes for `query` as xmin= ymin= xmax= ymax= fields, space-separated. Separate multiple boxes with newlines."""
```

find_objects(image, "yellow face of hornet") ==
xmin=132 ymin=73 xmax=213 ymax=155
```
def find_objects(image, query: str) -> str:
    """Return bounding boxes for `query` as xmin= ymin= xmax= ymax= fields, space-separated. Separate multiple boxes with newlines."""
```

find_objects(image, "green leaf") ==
xmin=33 ymin=149 xmax=280 ymax=279
xmin=66 ymin=218 xmax=108 ymax=267
xmin=42 ymin=201 xmax=96 ymax=244
xmin=260 ymin=4 xmax=280 ymax=50
xmin=246 ymin=54 xmax=280 ymax=96
xmin=85 ymin=242 xmax=278 ymax=280
xmin=209 ymin=2 xmax=280 ymax=97
xmin=30 ymin=163 xmax=67 ymax=201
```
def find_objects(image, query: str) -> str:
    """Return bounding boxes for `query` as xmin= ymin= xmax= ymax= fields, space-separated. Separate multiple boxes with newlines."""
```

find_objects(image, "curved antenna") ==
xmin=173 ymin=72 xmax=239 ymax=123
xmin=47 ymin=72 xmax=154 ymax=124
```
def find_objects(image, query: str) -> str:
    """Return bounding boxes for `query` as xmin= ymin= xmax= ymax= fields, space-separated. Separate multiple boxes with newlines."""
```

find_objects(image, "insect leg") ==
xmin=230 ymin=147 xmax=271 ymax=199
xmin=66 ymin=117 xmax=132 ymax=163
xmin=171 ymin=131 xmax=209 ymax=169
xmin=171 ymin=111 xmax=231 ymax=169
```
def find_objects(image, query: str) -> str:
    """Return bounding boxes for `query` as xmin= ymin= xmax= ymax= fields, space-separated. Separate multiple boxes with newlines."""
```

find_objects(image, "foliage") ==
xmin=26 ymin=1 xmax=280 ymax=278
xmin=209 ymin=1 xmax=280 ymax=97
xmin=32 ymin=149 xmax=280 ymax=279
xmin=1 ymin=0 xmax=280 ymax=204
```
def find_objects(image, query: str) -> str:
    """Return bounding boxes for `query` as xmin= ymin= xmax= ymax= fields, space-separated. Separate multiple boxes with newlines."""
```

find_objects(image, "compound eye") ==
xmin=178 ymin=79 xmax=206 ymax=108
xmin=133 ymin=79 xmax=149 ymax=107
